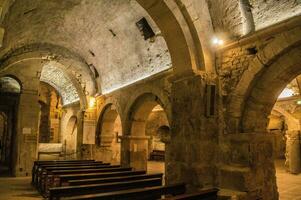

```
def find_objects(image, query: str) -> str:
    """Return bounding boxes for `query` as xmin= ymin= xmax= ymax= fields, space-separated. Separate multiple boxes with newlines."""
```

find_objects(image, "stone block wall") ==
xmin=250 ymin=0 xmax=301 ymax=30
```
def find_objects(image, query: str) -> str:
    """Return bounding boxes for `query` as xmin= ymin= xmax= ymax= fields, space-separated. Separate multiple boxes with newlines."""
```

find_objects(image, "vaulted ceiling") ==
xmin=1 ymin=0 xmax=171 ymax=95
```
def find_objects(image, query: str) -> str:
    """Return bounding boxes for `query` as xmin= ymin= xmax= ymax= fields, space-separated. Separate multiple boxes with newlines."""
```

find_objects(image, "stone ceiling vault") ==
xmin=2 ymin=0 xmax=171 ymax=94
xmin=40 ymin=62 xmax=79 ymax=105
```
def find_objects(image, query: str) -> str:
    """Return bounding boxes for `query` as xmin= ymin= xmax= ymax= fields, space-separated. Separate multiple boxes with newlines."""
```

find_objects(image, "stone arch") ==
xmin=95 ymin=103 xmax=122 ymax=164
xmin=240 ymin=45 xmax=301 ymax=133
xmin=0 ymin=43 xmax=94 ymax=109
xmin=136 ymin=0 xmax=205 ymax=74
xmin=272 ymin=105 xmax=300 ymax=131
xmin=0 ymin=75 xmax=22 ymax=93
xmin=130 ymin=94 xmax=166 ymax=137
xmin=225 ymin=33 xmax=301 ymax=133
xmin=124 ymin=92 xmax=170 ymax=170
xmin=123 ymin=86 xmax=171 ymax=131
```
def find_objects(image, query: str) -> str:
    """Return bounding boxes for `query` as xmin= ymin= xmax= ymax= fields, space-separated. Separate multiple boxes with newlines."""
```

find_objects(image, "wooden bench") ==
xmin=162 ymin=188 xmax=219 ymax=200
xmin=49 ymin=178 xmax=163 ymax=200
xmin=32 ymin=160 xmax=97 ymax=185
xmin=61 ymin=183 xmax=186 ymax=200
xmin=41 ymin=167 xmax=132 ymax=195
xmin=38 ymin=164 xmax=115 ymax=194
xmin=58 ymin=170 xmax=147 ymax=186
xmin=36 ymin=162 xmax=109 ymax=189
xmin=68 ymin=173 xmax=163 ymax=186
xmin=149 ymin=150 xmax=165 ymax=161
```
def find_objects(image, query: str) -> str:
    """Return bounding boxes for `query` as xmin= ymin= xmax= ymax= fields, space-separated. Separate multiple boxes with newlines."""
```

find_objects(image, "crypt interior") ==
xmin=0 ymin=0 xmax=300 ymax=199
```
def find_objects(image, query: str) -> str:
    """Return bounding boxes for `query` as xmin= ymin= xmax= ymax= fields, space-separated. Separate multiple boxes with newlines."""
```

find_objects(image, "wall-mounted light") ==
xmin=89 ymin=97 xmax=96 ymax=108
xmin=297 ymin=100 xmax=301 ymax=105
xmin=212 ymin=37 xmax=224 ymax=46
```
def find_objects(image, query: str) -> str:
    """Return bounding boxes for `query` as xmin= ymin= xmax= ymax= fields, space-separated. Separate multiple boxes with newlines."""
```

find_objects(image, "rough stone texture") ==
xmin=145 ymin=108 xmax=169 ymax=154
xmin=219 ymin=133 xmax=278 ymax=200
xmin=40 ymin=62 xmax=79 ymax=105
xmin=250 ymin=0 xmax=301 ymax=30
xmin=0 ymin=76 xmax=20 ymax=93
xmin=169 ymin=75 xmax=218 ymax=190
xmin=2 ymin=0 xmax=171 ymax=94
xmin=207 ymin=0 xmax=244 ymax=38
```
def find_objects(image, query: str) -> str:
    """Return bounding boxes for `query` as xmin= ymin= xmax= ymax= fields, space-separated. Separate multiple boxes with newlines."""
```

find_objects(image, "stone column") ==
xmin=167 ymin=75 xmax=218 ymax=190
xmin=76 ymin=109 xmax=85 ymax=159
xmin=15 ymin=89 xmax=40 ymax=176
xmin=285 ymin=130 xmax=301 ymax=174
xmin=219 ymin=133 xmax=278 ymax=200
xmin=121 ymin=135 xmax=150 ymax=171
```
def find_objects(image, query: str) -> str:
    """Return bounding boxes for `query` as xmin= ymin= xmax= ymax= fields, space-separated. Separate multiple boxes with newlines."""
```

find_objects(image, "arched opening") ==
xmin=37 ymin=82 xmax=63 ymax=160
xmin=267 ymin=78 xmax=301 ymax=200
xmin=64 ymin=116 xmax=78 ymax=159
xmin=95 ymin=104 xmax=122 ymax=165
xmin=38 ymin=82 xmax=62 ymax=143
xmin=128 ymin=93 xmax=170 ymax=179
xmin=238 ymin=46 xmax=301 ymax=199
xmin=0 ymin=76 xmax=21 ymax=176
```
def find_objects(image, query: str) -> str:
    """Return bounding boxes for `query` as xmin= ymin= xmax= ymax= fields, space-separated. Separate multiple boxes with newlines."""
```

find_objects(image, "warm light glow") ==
xmin=297 ymin=100 xmax=301 ymax=105
xmin=89 ymin=97 xmax=96 ymax=108
xmin=212 ymin=37 xmax=224 ymax=46
xmin=278 ymin=88 xmax=295 ymax=99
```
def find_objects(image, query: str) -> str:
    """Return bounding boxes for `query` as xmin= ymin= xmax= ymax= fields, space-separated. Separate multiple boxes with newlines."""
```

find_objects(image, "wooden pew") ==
xmin=149 ymin=150 xmax=165 ymax=161
xmin=42 ymin=167 xmax=132 ymax=195
xmin=32 ymin=160 xmax=97 ymax=185
xmin=61 ymin=183 xmax=186 ymax=200
xmin=58 ymin=170 xmax=147 ymax=186
xmin=32 ymin=162 xmax=107 ymax=186
xmin=49 ymin=177 xmax=163 ymax=200
xmin=68 ymin=173 xmax=163 ymax=186
xmin=39 ymin=164 xmax=115 ymax=193
xmin=162 ymin=188 xmax=219 ymax=200
xmin=36 ymin=162 xmax=109 ymax=188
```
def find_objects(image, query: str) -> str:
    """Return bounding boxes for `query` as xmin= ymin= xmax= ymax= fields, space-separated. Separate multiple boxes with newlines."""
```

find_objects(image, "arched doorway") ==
xmin=95 ymin=104 xmax=122 ymax=165
xmin=234 ymin=46 xmax=301 ymax=199
xmin=0 ymin=76 xmax=21 ymax=176
xmin=267 ymin=78 xmax=301 ymax=200
xmin=127 ymin=93 xmax=170 ymax=178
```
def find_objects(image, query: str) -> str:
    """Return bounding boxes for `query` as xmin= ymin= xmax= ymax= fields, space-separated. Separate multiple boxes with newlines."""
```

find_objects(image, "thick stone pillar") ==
xmin=219 ymin=133 xmax=278 ymax=200
xmin=76 ymin=110 xmax=85 ymax=159
xmin=168 ymin=75 xmax=218 ymax=190
xmin=93 ymin=133 xmax=115 ymax=163
xmin=15 ymin=89 xmax=40 ymax=176
xmin=121 ymin=135 xmax=150 ymax=171
xmin=285 ymin=131 xmax=301 ymax=174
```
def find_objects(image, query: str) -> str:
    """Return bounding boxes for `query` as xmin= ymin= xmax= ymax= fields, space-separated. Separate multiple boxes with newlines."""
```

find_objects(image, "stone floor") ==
xmin=0 ymin=177 xmax=42 ymax=200
xmin=275 ymin=159 xmax=301 ymax=200
xmin=0 ymin=160 xmax=299 ymax=200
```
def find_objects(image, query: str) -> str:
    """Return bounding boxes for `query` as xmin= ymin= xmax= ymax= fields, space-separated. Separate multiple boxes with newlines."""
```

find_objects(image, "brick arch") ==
xmin=225 ymin=32 xmax=301 ymax=133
